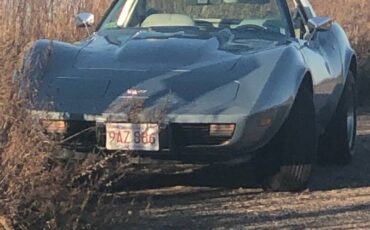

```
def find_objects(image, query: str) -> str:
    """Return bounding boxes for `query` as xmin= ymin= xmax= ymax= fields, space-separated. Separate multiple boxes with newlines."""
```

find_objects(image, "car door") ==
xmin=289 ymin=0 xmax=343 ymax=132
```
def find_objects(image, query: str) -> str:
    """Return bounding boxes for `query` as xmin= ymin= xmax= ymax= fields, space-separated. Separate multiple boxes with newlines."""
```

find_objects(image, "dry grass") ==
xmin=0 ymin=38 xmax=136 ymax=229
xmin=0 ymin=1 xmax=137 ymax=229
xmin=0 ymin=0 xmax=369 ymax=229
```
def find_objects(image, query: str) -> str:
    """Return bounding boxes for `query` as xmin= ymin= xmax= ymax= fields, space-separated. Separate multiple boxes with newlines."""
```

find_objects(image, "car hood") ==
xmin=74 ymin=29 xmax=284 ymax=71
xmin=35 ymin=29 xmax=292 ymax=118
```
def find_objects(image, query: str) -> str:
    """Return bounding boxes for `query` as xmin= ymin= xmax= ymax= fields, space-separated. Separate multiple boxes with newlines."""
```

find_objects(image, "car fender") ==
xmin=231 ymin=44 xmax=311 ymax=152
xmin=331 ymin=23 xmax=357 ymax=81
xmin=28 ymin=39 xmax=87 ymax=79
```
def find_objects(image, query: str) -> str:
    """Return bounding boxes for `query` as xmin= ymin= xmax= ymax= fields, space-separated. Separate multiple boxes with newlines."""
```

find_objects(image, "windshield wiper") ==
xmin=231 ymin=26 xmax=287 ymax=39
xmin=145 ymin=26 xmax=201 ymax=33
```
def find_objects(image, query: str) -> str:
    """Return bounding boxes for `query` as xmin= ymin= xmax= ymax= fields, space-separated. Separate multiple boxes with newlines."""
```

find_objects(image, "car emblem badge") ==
xmin=125 ymin=88 xmax=148 ymax=96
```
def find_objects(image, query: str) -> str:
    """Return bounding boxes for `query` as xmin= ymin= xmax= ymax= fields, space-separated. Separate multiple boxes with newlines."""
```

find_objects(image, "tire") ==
xmin=255 ymin=82 xmax=317 ymax=192
xmin=318 ymin=71 xmax=357 ymax=165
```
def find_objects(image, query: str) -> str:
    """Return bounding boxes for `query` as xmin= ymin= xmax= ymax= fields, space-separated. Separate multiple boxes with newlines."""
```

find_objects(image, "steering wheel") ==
xmin=233 ymin=24 xmax=267 ymax=32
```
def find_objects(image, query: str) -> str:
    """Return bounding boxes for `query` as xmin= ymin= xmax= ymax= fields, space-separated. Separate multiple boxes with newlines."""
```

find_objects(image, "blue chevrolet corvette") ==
xmin=25 ymin=0 xmax=357 ymax=191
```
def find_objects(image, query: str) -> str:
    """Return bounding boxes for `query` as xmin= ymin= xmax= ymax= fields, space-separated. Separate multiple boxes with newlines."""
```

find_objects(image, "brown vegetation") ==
xmin=0 ymin=0 xmax=369 ymax=229
xmin=0 ymin=1 xmax=134 ymax=229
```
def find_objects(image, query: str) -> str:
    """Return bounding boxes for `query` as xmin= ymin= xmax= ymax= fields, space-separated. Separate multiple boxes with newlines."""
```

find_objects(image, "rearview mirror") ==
xmin=75 ymin=12 xmax=95 ymax=28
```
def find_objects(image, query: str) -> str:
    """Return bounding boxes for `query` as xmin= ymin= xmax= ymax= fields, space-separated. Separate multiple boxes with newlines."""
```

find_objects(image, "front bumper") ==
xmin=51 ymin=122 xmax=239 ymax=153
xmin=33 ymin=104 xmax=290 ymax=156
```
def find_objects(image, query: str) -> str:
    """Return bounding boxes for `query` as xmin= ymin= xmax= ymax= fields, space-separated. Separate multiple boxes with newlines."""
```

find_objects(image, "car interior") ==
xmin=110 ymin=0 xmax=289 ymax=35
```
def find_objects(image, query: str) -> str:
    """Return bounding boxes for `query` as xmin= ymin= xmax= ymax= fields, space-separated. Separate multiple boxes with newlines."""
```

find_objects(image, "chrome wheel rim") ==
xmin=347 ymin=89 xmax=356 ymax=153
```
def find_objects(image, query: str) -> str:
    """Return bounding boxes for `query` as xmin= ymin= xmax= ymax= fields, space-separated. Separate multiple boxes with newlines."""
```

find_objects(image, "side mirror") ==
xmin=75 ymin=12 xmax=95 ymax=28
xmin=307 ymin=16 xmax=333 ymax=33
xmin=305 ymin=16 xmax=332 ymax=42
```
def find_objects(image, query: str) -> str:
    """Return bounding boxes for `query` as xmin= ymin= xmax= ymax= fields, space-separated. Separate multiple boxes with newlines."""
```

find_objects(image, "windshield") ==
xmin=100 ymin=0 xmax=291 ymax=36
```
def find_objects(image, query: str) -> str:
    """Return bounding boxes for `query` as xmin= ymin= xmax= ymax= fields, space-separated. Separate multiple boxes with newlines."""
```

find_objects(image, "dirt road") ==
xmin=3 ymin=110 xmax=370 ymax=230
xmin=98 ymin=107 xmax=370 ymax=229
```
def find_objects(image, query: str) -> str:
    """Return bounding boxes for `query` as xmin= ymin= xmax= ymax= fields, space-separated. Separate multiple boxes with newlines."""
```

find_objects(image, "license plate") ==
xmin=106 ymin=123 xmax=159 ymax=151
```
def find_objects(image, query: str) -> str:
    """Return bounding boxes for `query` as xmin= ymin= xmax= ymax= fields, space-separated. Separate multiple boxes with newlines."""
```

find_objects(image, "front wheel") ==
xmin=255 ymin=82 xmax=317 ymax=192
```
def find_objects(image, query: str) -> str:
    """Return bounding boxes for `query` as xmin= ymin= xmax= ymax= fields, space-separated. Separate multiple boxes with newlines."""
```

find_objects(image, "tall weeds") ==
xmin=0 ymin=1 xmax=137 ymax=229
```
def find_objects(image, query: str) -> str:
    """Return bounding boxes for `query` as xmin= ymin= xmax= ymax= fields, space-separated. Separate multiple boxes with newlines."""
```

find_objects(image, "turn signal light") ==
xmin=210 ymin=124 xmax=235 ymax=137
xmin=42 ymin=120 xmax=68 ymax=134
xmin=260 ymin=117 xmax=273 ymax=127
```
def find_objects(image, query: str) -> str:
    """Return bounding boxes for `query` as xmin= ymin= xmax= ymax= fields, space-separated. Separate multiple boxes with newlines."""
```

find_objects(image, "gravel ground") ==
xmin=3 ymin=109 xmax=370 ymax=230
xmin=102 ymin=107 xmax=370 ymax=229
